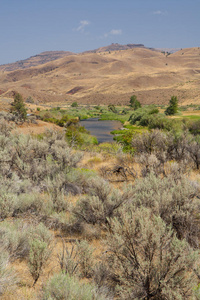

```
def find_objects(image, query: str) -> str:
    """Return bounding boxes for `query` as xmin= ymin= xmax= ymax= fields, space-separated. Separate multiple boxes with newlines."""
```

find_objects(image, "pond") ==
xmin=80 ymin=118 xmax=122 ymax=143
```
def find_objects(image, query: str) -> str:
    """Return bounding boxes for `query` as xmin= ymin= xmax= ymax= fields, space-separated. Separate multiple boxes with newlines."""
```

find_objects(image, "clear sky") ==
xmin=0 ymin=0 xmax=199 ymax=65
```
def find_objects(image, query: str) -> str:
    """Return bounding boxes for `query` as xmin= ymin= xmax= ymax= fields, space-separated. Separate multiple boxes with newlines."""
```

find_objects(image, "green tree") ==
xmin=71 ymin=102 xmax=78 ymax=107
xmin=130 ymin=95 xmax=141 ymax=110
xmin=10 ymin=93 xmax=27 ymax=121
xmin=165 ymin=95 xmax=178 ymax=115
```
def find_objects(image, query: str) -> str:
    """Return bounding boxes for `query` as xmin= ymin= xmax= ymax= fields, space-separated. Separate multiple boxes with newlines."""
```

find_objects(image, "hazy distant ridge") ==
xmin=0 ymin=51 xmax=75 ymax=71
xmin=0 ymin=44 xmax=181 ymax=72
xmin=0 ymin=43 xmax=150 ymax=71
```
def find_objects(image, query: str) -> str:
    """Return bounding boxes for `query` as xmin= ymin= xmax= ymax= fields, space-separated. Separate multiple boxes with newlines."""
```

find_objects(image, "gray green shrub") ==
xmin=58 ymin=239 xmax=94 ymax=278
xmin=41 ymin=273 xmax=109 ymax=300
xmin=28 ymin=223 xmax=53 ymax=286
xmin=124 ymin=172 xmax=200 ymax=248
xmin=73 ymin=177 xmax=126 ymax=225
xmin=105 ymin=208 xmax=198 ymax=299
xmin=0 ymin=221 xmax=29 ymax=260
xmin=0 ymin=250 xmax=16 ymax=295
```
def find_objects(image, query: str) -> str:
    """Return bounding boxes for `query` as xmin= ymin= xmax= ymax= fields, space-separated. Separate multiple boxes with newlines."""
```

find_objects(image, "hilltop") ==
xmin=0 ymin=51 xmax=75 ymax=72
xmin=83 ymin=43 xmax=147 ymax=53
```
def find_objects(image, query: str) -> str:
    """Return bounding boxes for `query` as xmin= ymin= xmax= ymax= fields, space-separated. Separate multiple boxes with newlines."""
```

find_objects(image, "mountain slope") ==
xmin=0 ymin=46 xmax=200 ymax=106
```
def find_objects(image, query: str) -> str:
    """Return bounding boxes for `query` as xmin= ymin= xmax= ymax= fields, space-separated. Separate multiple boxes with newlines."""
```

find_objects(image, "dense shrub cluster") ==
xmin=129 ymin=106 xmax=159 ymax=125
xmin=0 ymin=110 xmax=200 ymax=298
xmin=0 ymin=121 xmax=99 ymax=229
xmin=130 ymin=110 xmax=184 ymax=132
xmin=86 ymin=172 xmax=200 ymax=299
xmin=70 ymin=165 xmax=200 ymax=298
xmin=132 ymin=129 xmax=200 ymax=171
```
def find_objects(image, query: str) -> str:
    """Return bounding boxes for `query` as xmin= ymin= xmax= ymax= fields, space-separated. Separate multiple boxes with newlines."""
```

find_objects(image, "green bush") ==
xmin=108 ymin=104 xmax=117 ymax=114
xmin=65 ymin=124 xmax=97 ymax=147
xmin=129 ymin=106 xmax=159 ymax=126
xmin=71 ymin=102 xmax=78 ymax=107
xmin=128 ymin=106 xmax=184 ymax=132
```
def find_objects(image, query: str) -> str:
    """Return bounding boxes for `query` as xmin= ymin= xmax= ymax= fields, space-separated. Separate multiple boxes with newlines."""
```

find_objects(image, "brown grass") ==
xmin=0 ymin=47 xmax=199 ymax=106
xmin=12 ymin=120 xmax=62 ymax=135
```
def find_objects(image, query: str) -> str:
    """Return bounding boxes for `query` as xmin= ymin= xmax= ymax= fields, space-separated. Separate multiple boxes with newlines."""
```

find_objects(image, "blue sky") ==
xmin=0 ymin=0 xmax=199 ymax=65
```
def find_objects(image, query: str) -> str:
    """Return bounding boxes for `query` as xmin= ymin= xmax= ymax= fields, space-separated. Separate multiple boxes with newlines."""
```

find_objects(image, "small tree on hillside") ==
xmin=165 ymin=95 xmax=178 ymax=115
xmin=10 ymin=93 xmax=27 ymax=122
xmin=129 ymin=95 xmax=141 ymax=110
xmin=71 ymin=102 xmax=78 ymax=108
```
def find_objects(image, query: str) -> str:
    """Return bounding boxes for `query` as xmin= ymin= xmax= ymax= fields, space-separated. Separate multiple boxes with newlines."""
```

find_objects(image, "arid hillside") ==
xmin=0 ymin=46 xmax=200 ymax=105
xmin=0 ymin=51 xmax=75 ymax=72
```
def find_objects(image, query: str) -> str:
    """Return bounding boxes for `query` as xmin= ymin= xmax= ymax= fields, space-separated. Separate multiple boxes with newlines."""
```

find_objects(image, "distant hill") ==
xmin=0 ymin=44 xmax=180 ymax=72
xmin=0 ymin=51 xmax=75 ymax=72
xmin=0 ymin=44 xmax=153 ymax=72
xmin=0 ymin=45 xmax=199 ymax=106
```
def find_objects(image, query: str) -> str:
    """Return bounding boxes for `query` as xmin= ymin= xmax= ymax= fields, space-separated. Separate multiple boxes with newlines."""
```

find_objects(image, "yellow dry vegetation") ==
xmin=0 ymin=47 xmax=199 ymax=106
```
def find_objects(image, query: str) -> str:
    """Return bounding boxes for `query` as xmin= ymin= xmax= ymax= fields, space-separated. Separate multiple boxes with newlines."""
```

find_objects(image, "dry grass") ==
xmin=0 ymin=47 xmax=199 ymax=106
xmin=12 ymin=120 xmax=62 ymax=135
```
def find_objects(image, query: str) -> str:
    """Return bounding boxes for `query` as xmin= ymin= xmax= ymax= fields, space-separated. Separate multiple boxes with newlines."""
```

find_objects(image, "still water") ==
xmin=80 ymin=118 xmax=122 ymax=143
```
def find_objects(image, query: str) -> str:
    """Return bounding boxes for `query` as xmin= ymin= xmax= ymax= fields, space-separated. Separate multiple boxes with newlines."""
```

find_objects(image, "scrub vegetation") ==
xmin=1 ymin=93 xmax=200 ymax=299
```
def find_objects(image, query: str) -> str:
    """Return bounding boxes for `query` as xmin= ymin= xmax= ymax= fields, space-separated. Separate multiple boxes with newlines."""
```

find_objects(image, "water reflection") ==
xmin=80 ymin=118 xmax=122 ymax=143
